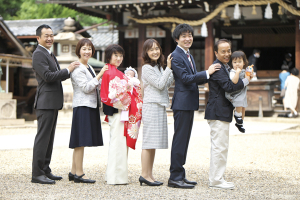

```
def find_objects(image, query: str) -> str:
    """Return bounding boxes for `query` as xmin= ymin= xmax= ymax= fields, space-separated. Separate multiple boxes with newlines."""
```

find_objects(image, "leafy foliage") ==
xmin=0 ymin=0 xmax=104 ymax=26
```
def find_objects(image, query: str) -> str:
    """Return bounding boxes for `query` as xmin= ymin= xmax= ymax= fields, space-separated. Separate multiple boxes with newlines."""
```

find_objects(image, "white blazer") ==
xmin=71 ymin=63 xmax=100 ymax=108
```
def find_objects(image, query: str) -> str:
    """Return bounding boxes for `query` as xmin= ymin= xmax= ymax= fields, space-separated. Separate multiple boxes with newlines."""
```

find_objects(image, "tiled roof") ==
xmin=86 ymin=26 xmax=118 ymax=50
xmin=4 ymin=18 xmax=66 ymax=36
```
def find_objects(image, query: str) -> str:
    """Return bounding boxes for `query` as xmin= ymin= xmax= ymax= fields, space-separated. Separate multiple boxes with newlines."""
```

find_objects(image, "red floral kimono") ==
xmin=100 ymin=64 xmax=143 ymax=150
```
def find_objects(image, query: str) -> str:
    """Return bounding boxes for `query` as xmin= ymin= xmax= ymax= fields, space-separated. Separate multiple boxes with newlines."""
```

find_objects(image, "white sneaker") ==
xmin=224 ymin=181 xmax=234 ymax=186
xmin=209 ymin=182 xmax=235 ymax=190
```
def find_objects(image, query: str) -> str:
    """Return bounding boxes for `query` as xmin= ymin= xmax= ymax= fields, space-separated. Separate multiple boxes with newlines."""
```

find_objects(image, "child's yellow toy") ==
xmin=246 ymin=65 xmax=253 ymax=76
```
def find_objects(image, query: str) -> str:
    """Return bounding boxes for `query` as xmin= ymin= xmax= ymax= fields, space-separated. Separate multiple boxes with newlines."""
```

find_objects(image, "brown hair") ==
xmin=105 ymin=44 xmax=125 ymax=63
xmin=75 ymin=38 xmax=95 ymax=58
xmin=214 ymin=38 xmax=232 ymax=52
xmin=230 ymin=50 xmax=248 ymax=69
xmin=142 ymin=39 xmax=165 ymax=69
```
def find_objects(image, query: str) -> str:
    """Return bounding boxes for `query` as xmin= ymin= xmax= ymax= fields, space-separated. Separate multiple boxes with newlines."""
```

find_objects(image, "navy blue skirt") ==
xmin=69 ymin=106 xmax=103 ymax=148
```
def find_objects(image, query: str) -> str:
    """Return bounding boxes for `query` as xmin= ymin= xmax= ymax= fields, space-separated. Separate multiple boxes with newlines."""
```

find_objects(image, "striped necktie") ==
xmin=186 ymin=53 xmax=194 ymax=72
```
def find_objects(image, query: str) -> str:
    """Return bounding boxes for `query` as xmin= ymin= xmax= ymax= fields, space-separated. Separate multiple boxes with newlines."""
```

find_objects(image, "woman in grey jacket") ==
xmin=139 ymin=39 xmax=174 ymax=186
xmin=68 ymin=39 xmax=108 ymax=183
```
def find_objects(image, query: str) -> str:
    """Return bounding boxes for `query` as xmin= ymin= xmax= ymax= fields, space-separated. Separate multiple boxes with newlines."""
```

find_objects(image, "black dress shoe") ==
xmin=139 ymin=176 xmax=160 ymax=186
xmin=234 ymin=115 xmax=243 ymax=124
xmin=168 ymin=179 xmax=194 ymax=189
xmin=155 ymin=181 xmax=163 ymax=185
xmin=31 ymin=175 xmax=55 ymax=184
xmin=68 ymin=172 xmax=75 ymax=181
xmin=183 ymin=178 xmax=197 ymax=185
xmin=45 ymin=172 xmax=63 ymax=180
xmin=235 ymin=123 xmax=245 ymax=133
xmin=74 ymin=174 xmax=96 ymax=183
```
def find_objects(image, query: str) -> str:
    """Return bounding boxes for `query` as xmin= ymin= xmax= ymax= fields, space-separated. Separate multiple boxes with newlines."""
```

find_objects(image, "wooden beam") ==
xmin=137 ymin=24 xmax=146 ymax=79
xmin=205 ymin=21 xmax=214 ymax=70
xmin=77 ymin=0 xmax=164 ymax=7
xmin=296 ymin=16 xmax=300 ymax=75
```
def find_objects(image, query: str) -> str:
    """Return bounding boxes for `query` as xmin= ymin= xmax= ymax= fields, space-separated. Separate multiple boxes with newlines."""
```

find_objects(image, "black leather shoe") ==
xmin=31 ymin=175 xmax=55 ymax=184
xmin=74 ymin=174 xmax=96 ymax=183
xmin=45 ymin=172 xmax=63 ymax=180
xmin=183 ymin=178 xmax=197 ymax=185
xmin=168 ymin=179 xmax=194 ymax=189
xmin=139 ymin=176 xmax=160 ymax=186
xmin=234 ymin=115 xmax=243 ymax=124
xmin=235 ymin=123 xmax=245 ymax=133
xmin=155 ymin=181 xmax=163 ymax=185
xmin=68 ymin=172 xmax=75 ymax=181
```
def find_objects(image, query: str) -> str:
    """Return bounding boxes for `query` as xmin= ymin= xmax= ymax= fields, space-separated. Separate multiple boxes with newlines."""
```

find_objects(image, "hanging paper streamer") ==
xmin=278 ymin=5 xmax=283 ymax=15
xmin=264 ymin=3 xmax=273 ymax=19
xmin=252 ymin=5 xmax=257 ymax=15
xmin=201 ymin=22 xmax=208 ymax=37
xmin=234 ymin=4 xmax=241 ymax=19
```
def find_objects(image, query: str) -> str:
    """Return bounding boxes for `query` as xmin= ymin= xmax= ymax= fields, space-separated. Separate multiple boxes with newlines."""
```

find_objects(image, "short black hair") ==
xmin=285 ymin=53 xmax=292 ymax=59
xmin=214 ymin=39 xmax=231 ymax=52
xmin=105 ymin=44 xmax=125 ymax=63
xmin=36 ymin=24 xmax=52 ymax=37
xmin=172 ymin=23 xmax=193 ymax=42
xmin=290 ymin=68 xmax=299 ymax=76
xmin=252 ymin=49 xmax=261 ymax=54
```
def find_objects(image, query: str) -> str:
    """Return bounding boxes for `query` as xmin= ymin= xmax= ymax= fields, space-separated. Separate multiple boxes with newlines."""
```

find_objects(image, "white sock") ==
xmin=235 ymin=111 xmax=242 ymax=118
xmin=294 ymin=111 xmax=298 ymax=115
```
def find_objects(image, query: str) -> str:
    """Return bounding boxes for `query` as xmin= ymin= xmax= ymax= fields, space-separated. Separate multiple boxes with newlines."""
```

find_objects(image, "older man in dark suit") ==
xmin=205 ymin=39 xmax=251 ymax=190
xmin=31 ymin=24 xmax=79 ymax=184
xmin=168 ymin=24 xmax=221 ymax=189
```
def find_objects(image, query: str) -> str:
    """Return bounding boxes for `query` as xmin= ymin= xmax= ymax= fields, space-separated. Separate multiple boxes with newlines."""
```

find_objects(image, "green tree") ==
xmin=1 ymin=0 xmax=104 ymax=26
xmin=0 ymin=0 xmax=23 ymax=19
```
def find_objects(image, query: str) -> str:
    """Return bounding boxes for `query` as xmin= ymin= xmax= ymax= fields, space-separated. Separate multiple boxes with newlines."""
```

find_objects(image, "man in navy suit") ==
xmin=168 ymin=24 xmax=221 ymax=189
xmin=205 ymin=39 xmax=251 ymax=189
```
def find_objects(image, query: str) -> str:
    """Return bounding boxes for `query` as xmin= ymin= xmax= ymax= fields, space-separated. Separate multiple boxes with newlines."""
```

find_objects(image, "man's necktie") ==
xmin=50 ymin=53 xmax=59 ymax=71
xmin=186 ymin=53 xmax=194 ymax=72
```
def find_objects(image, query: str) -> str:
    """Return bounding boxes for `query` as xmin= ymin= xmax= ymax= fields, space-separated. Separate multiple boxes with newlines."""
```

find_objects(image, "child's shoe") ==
xmin=235 ymin=123 xmax=245 ymax=133
xmin=234 ymin=115 xmax=243 ymax=124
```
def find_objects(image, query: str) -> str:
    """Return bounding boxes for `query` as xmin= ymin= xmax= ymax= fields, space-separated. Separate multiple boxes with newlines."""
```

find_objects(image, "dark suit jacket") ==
xmin=204 ymin=59 xmax=245 ymax=122
xmin=32 ymin=45 xmax=69 ymax=110
xmin=171 ymin=46 xmax=208 ymax=111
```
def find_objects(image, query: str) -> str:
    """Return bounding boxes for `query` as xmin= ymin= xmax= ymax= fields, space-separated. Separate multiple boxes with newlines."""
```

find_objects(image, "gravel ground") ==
xmin=0 ymin=128 xmax=300 ymax=199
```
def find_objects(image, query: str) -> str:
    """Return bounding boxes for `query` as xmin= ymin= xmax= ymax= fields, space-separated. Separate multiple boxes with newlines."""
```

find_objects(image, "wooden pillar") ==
xmin=295 ymin=16 xmax=300 ymax=74
xmin=205 ymin=21 xmax=214 ymax=70
xmin=137 ymin=24 xmax=146 ymax=79
xmin=5 ymin=59 xmax=9 ymax=93
xmin=164 ymin=29 xmax=172 ymax=61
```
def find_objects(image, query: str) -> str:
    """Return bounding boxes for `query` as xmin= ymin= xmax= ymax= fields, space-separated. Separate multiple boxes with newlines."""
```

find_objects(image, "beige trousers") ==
xmin=207 ymin=120 xmax=230 ymax=185
xmin=106 ymin=112 xmax=128 ymax=184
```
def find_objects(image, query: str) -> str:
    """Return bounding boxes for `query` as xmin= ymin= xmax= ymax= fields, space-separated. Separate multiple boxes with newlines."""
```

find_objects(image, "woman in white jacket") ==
xmin=68 ymin=39 xmax=108 ymax=183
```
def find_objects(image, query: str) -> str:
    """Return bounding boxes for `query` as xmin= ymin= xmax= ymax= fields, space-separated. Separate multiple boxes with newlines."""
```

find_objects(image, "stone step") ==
xmin=0 ymin=118 xmax=25 ymax=126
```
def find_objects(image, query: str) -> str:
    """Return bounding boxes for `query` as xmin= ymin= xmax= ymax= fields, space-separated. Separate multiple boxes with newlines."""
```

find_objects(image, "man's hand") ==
xmin=207 ymin=63 xmax=221 ymax=75
xmin=67 ymin=61 xmax=80 ymax=72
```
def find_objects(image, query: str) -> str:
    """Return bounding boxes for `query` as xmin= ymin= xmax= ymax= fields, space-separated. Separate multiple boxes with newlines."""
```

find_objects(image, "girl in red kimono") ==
xmin=100 ymin=44 xmax=142 ymax=185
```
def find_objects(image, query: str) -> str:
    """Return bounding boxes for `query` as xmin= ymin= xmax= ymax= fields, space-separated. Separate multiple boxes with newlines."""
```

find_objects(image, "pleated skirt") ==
xmin=142 ymin=103 xmax=168 ymax=149
xmin=69 ymin=106 xmax=103 ymax=148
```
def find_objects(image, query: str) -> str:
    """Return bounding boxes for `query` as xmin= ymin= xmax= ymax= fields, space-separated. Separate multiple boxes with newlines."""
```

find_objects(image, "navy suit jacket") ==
xmin=204 ymin=59 xmax=245 ymax=122
xmin=33 ymin=45 xmax=70 ymax=110
xmin=171 ymin=46 xmax=208 ymax=111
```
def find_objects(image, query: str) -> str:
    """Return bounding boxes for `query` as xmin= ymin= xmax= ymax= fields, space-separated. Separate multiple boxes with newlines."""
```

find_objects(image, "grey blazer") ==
xmin=33 ymin=45 xmax=69 ymax=109
xmin=142 ymin=64 xmax=174 ymax=107
xmin=71 ymin=63 xmax=100 ymax=108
